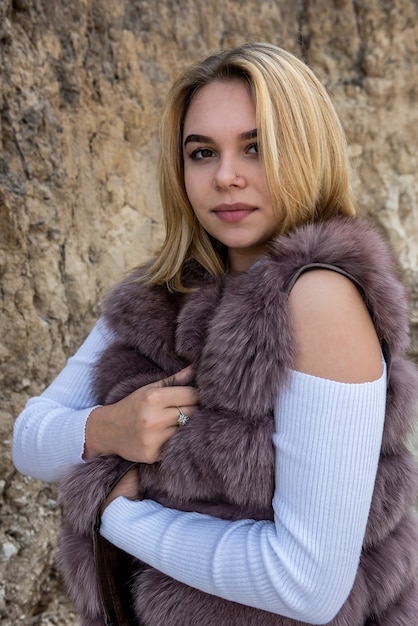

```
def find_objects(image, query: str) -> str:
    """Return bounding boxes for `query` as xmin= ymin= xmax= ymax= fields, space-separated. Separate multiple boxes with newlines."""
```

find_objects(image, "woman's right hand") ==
xmin=83 ymin=366 xmax=198 ymax=463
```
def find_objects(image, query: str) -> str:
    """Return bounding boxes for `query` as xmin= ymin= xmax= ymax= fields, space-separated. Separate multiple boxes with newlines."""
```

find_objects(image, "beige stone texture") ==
xmin=0 ymin=0 xmax=417 ymax=623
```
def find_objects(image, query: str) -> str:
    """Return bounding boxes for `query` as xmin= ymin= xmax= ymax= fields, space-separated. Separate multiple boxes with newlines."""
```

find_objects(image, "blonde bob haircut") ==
xmin=146 ymin=42 xmax=358 ymax=291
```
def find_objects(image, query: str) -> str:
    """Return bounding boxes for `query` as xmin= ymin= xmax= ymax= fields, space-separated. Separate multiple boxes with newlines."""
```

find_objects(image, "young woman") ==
xmin=13 ymin=43 xmax=418 ymax=625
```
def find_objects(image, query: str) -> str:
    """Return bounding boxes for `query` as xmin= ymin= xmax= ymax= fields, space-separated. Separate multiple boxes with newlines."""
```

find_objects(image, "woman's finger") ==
xmin=159 ymin=366 xmax=195 ymax=387
xmin=171 ymin=403 xmax=199 ymax=428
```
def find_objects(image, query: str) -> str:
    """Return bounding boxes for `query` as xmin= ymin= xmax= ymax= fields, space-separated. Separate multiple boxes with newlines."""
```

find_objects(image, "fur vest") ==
xmin=58 ymin=217 xmax=418 ymax=626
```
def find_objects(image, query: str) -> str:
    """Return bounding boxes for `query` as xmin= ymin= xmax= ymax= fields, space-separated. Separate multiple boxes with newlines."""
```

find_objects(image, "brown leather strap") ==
xmin=94 ymin=461 xmax=142 ymax=626
xmin=93 ymin=533 xmax=132 ymax=626
xmin=284 ymin=262 xmax=365 ymax=296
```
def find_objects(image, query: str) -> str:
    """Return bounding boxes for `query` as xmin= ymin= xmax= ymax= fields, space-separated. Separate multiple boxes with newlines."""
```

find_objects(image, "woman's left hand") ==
xmin=100 ymin=467 xmax=140 ymax=515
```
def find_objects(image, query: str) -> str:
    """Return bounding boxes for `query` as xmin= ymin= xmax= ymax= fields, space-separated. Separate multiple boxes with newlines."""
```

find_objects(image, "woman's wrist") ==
xmin=99 ymin=467 xmax=140 ymax=515
xmin=84 ymin=404 xmax=117 ymax=459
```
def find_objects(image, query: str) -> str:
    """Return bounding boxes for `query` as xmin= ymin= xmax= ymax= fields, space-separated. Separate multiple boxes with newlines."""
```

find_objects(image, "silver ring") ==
xmin=177 ymin=407 xmax=189 ymax=427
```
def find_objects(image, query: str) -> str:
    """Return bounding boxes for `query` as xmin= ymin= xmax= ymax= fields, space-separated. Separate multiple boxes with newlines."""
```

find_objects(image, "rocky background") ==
xmin=1 ymin=0 xmax=417 ymax=623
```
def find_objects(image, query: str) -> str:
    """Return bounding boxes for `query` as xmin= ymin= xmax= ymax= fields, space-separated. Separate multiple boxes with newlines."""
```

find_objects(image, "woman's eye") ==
xmin=247 ymin=143 xmax=259 ymax=155
xmin=190 ymin=148 xmax=215 ymax=160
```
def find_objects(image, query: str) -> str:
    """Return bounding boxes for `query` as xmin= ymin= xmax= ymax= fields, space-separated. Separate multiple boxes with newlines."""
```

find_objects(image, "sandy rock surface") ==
xmin=1 ymin=0 xmax=417 ymax=623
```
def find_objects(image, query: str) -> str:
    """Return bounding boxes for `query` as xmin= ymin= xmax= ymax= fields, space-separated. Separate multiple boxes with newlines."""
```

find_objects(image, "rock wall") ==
xmin=1 ymin=0 xmax=417 ymax=623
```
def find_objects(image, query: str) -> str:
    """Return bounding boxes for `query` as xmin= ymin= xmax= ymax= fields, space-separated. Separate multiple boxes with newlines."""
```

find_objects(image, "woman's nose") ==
xmin=213 ymin=158 xmax=246 ymax=190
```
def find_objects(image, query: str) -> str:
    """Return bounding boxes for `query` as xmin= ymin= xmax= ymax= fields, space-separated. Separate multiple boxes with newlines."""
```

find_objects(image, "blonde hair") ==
xmin=146 ymin=42 xmax=358 ymax=291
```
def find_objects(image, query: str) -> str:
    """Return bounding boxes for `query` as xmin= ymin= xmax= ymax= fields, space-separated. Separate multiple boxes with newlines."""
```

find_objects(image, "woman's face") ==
xmin=182 ymin=80 xmax=279 ymax=272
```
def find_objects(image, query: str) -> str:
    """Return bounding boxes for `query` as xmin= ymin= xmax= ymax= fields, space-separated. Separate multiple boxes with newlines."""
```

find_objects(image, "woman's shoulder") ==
xmin=267 ymin=217 xmax=411 ymax=362
xmin=288 ymin=268 xmax=383 ymax=383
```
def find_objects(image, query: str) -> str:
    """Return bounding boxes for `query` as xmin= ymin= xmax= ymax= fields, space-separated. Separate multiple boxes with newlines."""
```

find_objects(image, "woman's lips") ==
xmin=212 ymin=203 xmax=256 ymax=223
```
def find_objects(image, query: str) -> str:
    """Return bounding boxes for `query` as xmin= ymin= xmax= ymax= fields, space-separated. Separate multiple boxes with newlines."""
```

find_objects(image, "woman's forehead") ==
xmin=183 ymin=80 xmax=256 ymax=139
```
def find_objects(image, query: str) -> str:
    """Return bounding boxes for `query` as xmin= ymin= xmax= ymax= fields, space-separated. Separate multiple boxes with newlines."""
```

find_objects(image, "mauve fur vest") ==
xmin=58 ymin=217 xmax=418 ymax=626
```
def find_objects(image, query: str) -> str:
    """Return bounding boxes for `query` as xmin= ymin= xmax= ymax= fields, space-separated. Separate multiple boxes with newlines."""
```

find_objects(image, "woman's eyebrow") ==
xmin=184 ymin=133 xmax=211 ymax=146
xmin=183 ymin=128 xmax=258 ymax=146
xmin=240 ymin=129 xmax=258 ymax=141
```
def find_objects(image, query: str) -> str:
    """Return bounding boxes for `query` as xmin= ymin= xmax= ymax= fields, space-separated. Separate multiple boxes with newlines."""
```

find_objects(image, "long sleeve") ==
xmin=100 ymin=365 xmax=387 ymax=624
xmin=12 ymin=318 xmax=113 ymax=482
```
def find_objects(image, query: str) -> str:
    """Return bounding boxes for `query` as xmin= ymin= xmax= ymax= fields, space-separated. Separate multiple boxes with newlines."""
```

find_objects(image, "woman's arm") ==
xmin=99 ymin=271 xmax=386 ymax=624
xmin=12 ymin=319 xmax=111 ymax=482
xmin=12 ymin=317 xmax=198 ymax=482
xmin=101 ymin=367 xmax=385 ymax=624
